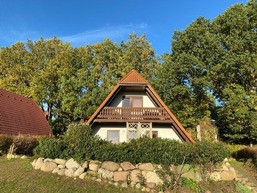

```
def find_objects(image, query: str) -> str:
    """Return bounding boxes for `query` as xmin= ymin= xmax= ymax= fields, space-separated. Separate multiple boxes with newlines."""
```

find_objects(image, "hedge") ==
xmin=34 ymin=124 xmax=230 ymax=166
xmin=0 ymin=134 xmax=39 ymax=155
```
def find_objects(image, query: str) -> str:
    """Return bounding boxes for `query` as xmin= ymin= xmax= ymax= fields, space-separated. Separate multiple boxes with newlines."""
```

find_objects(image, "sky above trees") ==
xmin=0 ymin=0 xmax=247 ymax=55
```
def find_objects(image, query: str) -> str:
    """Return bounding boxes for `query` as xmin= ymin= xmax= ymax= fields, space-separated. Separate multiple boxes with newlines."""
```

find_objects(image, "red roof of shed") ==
xmin=0 ymin=89 xmax=51 ymax=136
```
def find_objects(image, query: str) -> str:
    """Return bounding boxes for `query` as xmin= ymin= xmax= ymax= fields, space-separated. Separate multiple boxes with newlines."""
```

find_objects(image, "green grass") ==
xmin=0 ymin=157 xmax=141 ymax=193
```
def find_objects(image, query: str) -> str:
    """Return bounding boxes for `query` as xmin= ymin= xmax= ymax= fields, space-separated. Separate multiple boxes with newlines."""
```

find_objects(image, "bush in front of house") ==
xmin=0 ymin=134 xmax=39 ymax=156
xmin=34 ymin=137 xmax=68 ymax=159
xmin=12 ymin=135 xmax=39 ymax=156
xmin=0 ymin=135 xmax=13 ymax=155
xmin=188 ymin=141 xmax=231 ymax=166
xmin=233 ymin=146 xmax=257 ymax=168
xmin=93 ymin=137 xmax=187 ymax=165
xmin=34 ymin=124 xmax=230 ymax=166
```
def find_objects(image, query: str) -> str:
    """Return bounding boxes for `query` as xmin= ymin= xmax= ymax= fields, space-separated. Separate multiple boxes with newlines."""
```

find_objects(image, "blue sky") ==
xmin=0 ymin=0 xmax=248 ymax=55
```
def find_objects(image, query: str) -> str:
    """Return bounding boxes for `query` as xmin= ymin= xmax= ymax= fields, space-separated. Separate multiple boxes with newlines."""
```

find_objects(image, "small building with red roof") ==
xmin=86 ymin=70 xmax=194 ymax=143
xmin=0 ymin=89 xmax=51 ymax=136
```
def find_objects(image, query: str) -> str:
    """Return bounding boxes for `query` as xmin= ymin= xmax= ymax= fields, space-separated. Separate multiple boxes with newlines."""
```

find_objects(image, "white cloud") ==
xmin=0 ymin=21 xmax=148 ymax=47
xmin=0 ymin=17 xmax=41 ymax=46
xmin=60 ymin=23 xmax=148 ymax=46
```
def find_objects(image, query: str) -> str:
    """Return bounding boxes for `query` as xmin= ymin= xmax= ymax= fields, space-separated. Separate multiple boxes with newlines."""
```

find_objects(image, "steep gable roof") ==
xmin=120 ymin=69 xmax=148 ymax=84
xmin=0 ymin=89 xmax=51 ymax=136
xmin=86 ymin=70 xmax=194 ymax=143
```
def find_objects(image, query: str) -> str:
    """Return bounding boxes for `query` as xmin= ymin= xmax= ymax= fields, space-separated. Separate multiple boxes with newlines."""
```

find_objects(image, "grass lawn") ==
xmin=0 ymin=157 xmax=141 ymax=193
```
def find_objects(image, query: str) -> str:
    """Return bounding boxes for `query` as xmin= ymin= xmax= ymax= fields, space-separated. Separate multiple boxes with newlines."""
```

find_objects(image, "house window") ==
xmin=122 ymin=96 xmax=143 ymax=107
xmin=107 ymin=130 xmax=120 ymax=143
xmin=152 ymin=131 xmax=158 ymax=138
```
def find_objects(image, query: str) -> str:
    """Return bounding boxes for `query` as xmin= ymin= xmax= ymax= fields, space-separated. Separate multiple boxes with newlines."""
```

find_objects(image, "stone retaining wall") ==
xmin=31 ymin=157 xmax=237 ymax=192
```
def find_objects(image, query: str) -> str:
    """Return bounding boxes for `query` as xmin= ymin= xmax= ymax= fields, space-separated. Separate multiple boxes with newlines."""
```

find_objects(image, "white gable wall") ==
xmin=92 ymin=123 xmax=182 ymax=143
xmin=152 ymin=125 xmax=181 ymax=142
xmin=92 ymin=90 xmax=182 ymax=143
xmin=109 ymin=91 xmax=155 ymax=107
xmin=92 ymin=124 xmax=127 ymax=142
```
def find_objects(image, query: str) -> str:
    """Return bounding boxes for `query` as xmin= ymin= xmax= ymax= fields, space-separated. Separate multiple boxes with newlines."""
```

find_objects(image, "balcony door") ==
xmin=122 ymin=96 xmax=143 ymax=107
xmin=122 ymin=96 xmax=143 ymax=117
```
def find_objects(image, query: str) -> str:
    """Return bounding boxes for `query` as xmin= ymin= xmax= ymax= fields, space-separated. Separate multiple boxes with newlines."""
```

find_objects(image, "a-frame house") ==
xmin=86 ymin=70 xmax=194 ymax=143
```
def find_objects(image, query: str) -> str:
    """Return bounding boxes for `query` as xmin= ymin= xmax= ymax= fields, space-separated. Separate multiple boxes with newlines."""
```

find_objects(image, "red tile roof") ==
xmin=120 ymin=70 xmax=148 ymax=83
xmin=0 ymin=89 xmax=51 ymax=136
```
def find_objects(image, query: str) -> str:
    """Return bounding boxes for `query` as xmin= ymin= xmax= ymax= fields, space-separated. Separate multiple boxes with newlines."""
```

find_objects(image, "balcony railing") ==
xmin=96 ymin=107 xmax=171 ymax=121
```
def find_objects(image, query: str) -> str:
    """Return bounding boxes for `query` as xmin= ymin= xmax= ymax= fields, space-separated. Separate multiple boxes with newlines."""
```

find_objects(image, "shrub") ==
xmin=189 ymin=141 xmax=230 ymax=165
xmin=0 ymin=135 xmax=13 ymax=154
xmin=187 ymin=141 xmax=230 ymax=181
xmin=33 ymin=124 xmax=230 ymax=167
xmin=63 ymin=123 xmax=108 ymax=161
xmin=233 ymin=146 xmax=257 ymax=167
xmin=12 ymin=135 xmax=39 ymax=156
xmin=34 ymin=137 xmax=68 ymax=159
xmin=0 ymin=135 xmax=39 ymax=156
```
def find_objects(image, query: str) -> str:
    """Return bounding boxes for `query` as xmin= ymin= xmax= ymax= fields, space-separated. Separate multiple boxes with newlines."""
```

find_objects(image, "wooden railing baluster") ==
xmin=96 ymin=107 xmax=170 ymax=121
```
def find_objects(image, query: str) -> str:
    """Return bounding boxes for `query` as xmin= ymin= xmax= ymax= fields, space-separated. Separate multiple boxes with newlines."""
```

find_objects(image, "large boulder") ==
xmin=130 ymin=169 xmax=142 ymax=183
xmin=89 ymin=161 xmax=100 ymax=171
xmin=65 ymin=158 xmax=80 ymax=169
xmin=65 ymin=168 xmax=75 ymax=177
xmin=34 ymin=158 xmax=44 ymax=170
xmin=220 ymin=167 xmax=237 ymax=181
xmin=210 ymin=172 xmax=221 ymax=181
xmin=54 ymin=159 xmax=66 ymax=166
xmin=79 ymin=172 xmax=87 ymax=179
xmin=101 ymin=161 xmax=120 ymax=171
xmin=98 ymin=168 xmax=114 ymax=180
xmin=74 ymin=166 xmax=85 ymax=177
xmin=31 ymin=159 xmax=37 ymax=167
xmin=113 ymin=171 xmax=129 ymax=182
xmin=145 ymin=171 xmax=162 ymax=185
xmin=57 ymin=168 xmax=66 ymax=176
xmin=138 ymin=163 xmax=154 ymax=171
xmin=120 ymin=162 xmax=135 ymax=171
xmin=52 ymin=167 xmax=59 ymax=174
xmin=58 ymin=164 xmax=65 ymax=169
xmin=44 ymin=158 xmax=53 ymax=162
xmin=41 ymin=162 xmax=57 ymax=172
xmin=82 ymin=161 xmax=89 ymax=169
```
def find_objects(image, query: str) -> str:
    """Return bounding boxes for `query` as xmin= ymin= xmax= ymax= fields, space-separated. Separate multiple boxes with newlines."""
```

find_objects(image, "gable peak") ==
xmin=120 ymin=70 xmax=148 ymax=84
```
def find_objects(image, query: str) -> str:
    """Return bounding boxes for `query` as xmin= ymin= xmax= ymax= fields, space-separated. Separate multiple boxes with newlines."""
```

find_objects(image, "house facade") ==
xmin=0 ymin=89 xmax=51 ymax=136
xmin=86 ymin=70 xmax=194 ymax=143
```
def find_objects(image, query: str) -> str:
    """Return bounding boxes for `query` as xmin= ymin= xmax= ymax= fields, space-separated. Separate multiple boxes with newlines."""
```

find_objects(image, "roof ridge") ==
xmin=0 ymin=89 xmax=34 ymax=103
xmin=119 ymin=69 xmax=148 ymax=84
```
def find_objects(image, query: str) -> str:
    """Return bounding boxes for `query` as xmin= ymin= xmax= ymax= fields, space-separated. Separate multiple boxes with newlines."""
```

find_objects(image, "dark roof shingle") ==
xmin=0 ymin=89 xmax=51 ymax=136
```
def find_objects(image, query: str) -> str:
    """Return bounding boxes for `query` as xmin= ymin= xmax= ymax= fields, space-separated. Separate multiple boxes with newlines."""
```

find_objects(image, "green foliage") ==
xmin=217 ymin=84 xmax=257 ymax=143
xmin=0 ymin=35 xmax=157 ymax=136
xmin=63 ymin=124 xmax=109 ymax=161
xmin=198 ymin=117 xmax=219 ymax=142
xmin=0 ymin=135 xmax=13 ymax=155
xmin=235 ymin=182 xmax=252 ymax=193
xmin=182 ymin=178 xmax=202 ymax=192
xmin=34 ymin=124 xmax=229 ymax=167
xmin=94 ymin=138 xmax=187 ymax=165
xmin=33 ymin=137 xmax=68 ymax=159
xmin=154 ymin=1 xmax=257 ymax=144
xmin=0 ymin=135 xmax=39 ymax=156
xmin=189 ymin=141 xmax=230 ymax=166
xmin=187 ymin=141 xmax=230 ymax=181
xmin=233 ymin=146 xmax=257 ymax=168
xmin=12 ymin=135 xmax=39 ymax=156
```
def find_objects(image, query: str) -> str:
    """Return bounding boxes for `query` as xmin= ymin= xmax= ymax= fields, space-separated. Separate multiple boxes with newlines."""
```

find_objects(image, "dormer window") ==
xmin=122 ymin=96 xmax=143 ymax=107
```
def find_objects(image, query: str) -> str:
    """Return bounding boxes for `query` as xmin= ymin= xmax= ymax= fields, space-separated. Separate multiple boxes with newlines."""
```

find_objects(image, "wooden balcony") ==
xmin=95 ymin=107 xmax=172 ymax=123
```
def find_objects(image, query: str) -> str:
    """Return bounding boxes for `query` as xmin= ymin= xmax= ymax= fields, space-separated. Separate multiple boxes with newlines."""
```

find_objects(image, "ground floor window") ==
xmin=152 ymin=131 xmax=158 ymax=138
xmin=107 ymin=130 xmax=120 ymax=143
